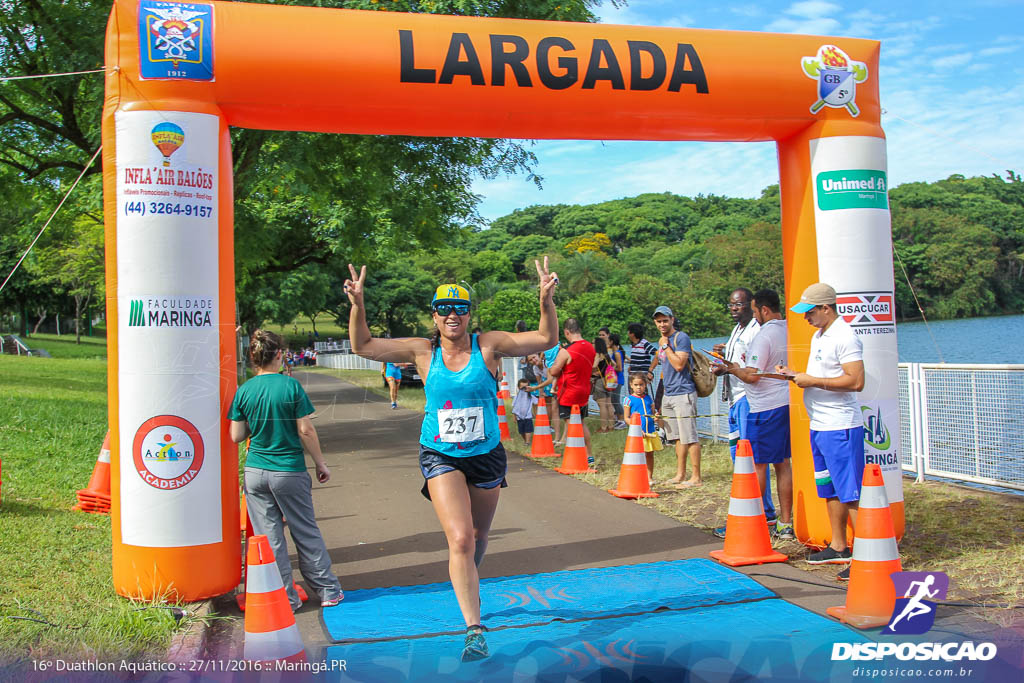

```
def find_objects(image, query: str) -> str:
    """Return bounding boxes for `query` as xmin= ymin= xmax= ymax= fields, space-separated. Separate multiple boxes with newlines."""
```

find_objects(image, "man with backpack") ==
xmin=653 ymin=305 xmax=702 ymax=488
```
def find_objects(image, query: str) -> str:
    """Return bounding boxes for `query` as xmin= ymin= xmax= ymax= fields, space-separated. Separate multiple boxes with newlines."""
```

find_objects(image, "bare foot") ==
xmin=674 ymin=479 xmax=703 ymax=489
xmin=665 ymin=476 xmax=684 ymax=485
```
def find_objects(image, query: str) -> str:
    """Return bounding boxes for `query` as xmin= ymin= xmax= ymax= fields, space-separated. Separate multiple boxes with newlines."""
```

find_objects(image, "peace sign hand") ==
xmin=535 ymin=256 xmax=558 ymax=306
xmin=344 ymin=264 xmax=367 ymax=307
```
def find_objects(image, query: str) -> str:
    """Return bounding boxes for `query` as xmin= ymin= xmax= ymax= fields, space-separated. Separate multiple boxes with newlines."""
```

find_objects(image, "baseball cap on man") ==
xmin=790 ymin=283 xmax=837 ymax=313
xmin=431 ymin=284 xmax=471 ymax=306
xmin=653 ymin=305 xmax=674 ymax=318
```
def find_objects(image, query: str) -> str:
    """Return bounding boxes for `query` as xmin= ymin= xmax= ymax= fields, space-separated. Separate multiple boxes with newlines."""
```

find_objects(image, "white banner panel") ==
xmin=810 ymin=135 xmax=903 ymax=505
xmin=115 ymin=110 xmax=222 ymax=546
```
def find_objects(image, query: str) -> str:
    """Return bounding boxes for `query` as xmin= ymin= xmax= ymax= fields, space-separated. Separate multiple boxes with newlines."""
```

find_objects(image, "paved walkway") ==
xmin=207 ymin=371 xmax=1012 ymax=667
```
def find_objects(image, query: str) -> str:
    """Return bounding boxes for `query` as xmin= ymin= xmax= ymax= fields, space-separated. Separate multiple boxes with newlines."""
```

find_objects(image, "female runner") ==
xmin=345 ymin=258 xmax=558 ymax=661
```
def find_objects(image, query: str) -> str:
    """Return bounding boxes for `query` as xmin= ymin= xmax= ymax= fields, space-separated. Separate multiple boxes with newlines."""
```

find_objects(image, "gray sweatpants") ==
xmin=244 ymin=467 xmax=343 ymax=610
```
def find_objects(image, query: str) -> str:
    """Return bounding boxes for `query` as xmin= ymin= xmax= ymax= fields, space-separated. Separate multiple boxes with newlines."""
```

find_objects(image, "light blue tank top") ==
xmin=420 ymin=335 xmax=500 ymax=457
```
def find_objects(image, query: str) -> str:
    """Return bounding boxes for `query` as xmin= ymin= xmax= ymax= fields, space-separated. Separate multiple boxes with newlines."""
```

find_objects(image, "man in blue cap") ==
xmin=652 ymin=304 xmax=701 ymax=488
xmin=777 ymin=282 xmax=865 ymax=575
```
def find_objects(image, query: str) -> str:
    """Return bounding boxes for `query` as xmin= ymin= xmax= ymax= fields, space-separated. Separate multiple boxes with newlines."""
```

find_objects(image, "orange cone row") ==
xmin=710 ymin=440 xmax=786 ymax=566
xmin=243 ymin=535 xmax=307 ymax=664
xmin=609 ymin=414 xmax=658 ymax=499
xmin=527 ymin=397 xmax=557 ymax=458
xmin=827 ymin=464 xmax=902 ymax=629
xmin=555 ymin=405 xmax=595 ymax=474
xmin=496 ymin=395 xmax=511 ymax=441
xmin=72 ymin=432 xmax=112 ymax=515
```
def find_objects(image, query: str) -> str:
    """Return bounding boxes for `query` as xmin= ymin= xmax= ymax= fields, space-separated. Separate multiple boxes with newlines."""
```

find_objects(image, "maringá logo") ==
xmin=861 ymin=405 xmax=892 ymax=450
xmin=801 ymin=45 xmax=868 ymax=117
xmin=884 ymin=571 xmax=949 ymax=635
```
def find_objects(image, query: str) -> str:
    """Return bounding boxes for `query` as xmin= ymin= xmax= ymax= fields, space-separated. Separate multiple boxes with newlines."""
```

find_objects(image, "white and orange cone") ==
xmin=496 ymin=395 xmax=511 ymax=441
xmin=827 ymin=464 xmax=902 ymax=629
xmin=555 ymin=405 xmax=595 ymax=474
xmin=498 ymin=373 xmax=511 ymax=399
xmin=709 ymin=439 xmax=787 ymax=566
xmin=527 ymin=397 xmax=557 ymax=458
xmin=609 ymin=413 xmax=658 ymax=498
xmin=72 ymin=431 xmax=112 ymax=514
xmin=242 ymin=535 xmax=307 ymax=664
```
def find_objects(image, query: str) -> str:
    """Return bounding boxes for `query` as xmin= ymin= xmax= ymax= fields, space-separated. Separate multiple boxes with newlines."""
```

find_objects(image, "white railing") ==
xmin=318 ymin=352 xmax=381 ymax=371
xmin=315 ymin=340 xmax=351 ymax=353
xmin=900 ymin=363 xmax=1024 ymax=491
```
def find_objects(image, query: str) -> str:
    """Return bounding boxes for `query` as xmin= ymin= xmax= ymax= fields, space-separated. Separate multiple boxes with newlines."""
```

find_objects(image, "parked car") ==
xmin=382 ymin=362 xmax=422 ymax=387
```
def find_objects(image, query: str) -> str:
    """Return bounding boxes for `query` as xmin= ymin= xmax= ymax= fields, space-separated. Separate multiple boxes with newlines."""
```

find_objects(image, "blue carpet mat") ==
xmin=321 ymin=559 xmax=772 ymax=643
xmin=323 ymin=599 xmax=869 ymax=682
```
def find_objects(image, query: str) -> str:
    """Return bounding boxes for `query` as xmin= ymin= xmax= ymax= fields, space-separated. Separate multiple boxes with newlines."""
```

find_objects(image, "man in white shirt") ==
xmin=778 ymin=282 xmax=865 ymax=570
xmin=710 ymin=288 xmax=772 ymax=536
xmin=718 ymin=289 xmax=793 ymax=539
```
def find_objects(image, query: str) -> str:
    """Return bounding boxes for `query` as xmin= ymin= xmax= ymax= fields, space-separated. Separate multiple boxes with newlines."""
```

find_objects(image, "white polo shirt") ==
xmin=724 ymin=318 xmax=759 ymax=403
xmin=803 ymin=317 xmax=864 ymax=431
xmin=744 ymin=319 xmax=789 ymax=413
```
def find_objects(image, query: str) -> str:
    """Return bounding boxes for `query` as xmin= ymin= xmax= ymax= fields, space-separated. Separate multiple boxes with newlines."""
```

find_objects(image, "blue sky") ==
xmin=472 ymin=0 xmax=1024 ymax=222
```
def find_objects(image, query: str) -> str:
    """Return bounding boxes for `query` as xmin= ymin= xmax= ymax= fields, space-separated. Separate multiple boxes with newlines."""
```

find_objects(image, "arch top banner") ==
xmin=109 ymin=0 xmax=881 ymax=141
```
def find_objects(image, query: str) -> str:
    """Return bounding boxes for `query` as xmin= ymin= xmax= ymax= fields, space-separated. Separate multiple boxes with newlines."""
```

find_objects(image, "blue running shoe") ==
xmin=461 ymin=625 xmax=489 ymax=662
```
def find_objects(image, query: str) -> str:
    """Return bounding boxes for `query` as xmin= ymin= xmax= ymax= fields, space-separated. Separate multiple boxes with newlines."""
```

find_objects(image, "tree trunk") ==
xmin=308 ymin=314 xmax=318 ymax=336
xmin=32 ymin=309 xmax=47 ymax=335
xmin=75 ymin=296 xmax=82 ymax=344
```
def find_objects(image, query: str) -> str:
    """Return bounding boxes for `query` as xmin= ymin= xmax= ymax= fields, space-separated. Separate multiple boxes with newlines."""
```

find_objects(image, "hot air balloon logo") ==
xmin=151 ymin=122 xmax=185 ymax=167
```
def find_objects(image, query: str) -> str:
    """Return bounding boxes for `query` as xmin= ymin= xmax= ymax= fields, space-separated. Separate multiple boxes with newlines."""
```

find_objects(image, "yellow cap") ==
xmin=431 ymin=284 xmax=471 ymax=305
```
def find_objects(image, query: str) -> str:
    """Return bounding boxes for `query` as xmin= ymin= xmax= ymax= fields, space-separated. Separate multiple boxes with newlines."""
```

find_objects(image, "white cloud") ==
xmin=931 ymin=52 xmax=973 ymax=69
xmin=788 ymin=0 xmax=841 ymax=16
xmin=978 ymin=45 xmax=1018 ymax=57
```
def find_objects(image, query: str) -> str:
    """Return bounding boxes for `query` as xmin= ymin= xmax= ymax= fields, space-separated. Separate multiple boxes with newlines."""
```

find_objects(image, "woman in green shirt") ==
xmin=228 ymin=329 xmax=343 ymax=610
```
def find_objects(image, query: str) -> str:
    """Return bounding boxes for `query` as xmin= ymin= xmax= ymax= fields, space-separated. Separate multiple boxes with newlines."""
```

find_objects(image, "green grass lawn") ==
xmin=13 ymin=331 xmax=108 ymax=360
xmin=0 ymin=354 xmax=199 ymax=662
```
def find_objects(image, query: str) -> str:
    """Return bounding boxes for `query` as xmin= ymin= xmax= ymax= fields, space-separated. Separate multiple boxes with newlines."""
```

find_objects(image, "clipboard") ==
xmin=753 ymin=371 xmax=795 ymax=380
xmin=700 ymin=349 xmax=725 ymax=364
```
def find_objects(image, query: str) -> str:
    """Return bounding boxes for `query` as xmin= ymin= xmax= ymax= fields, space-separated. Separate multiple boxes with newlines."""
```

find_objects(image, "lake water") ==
xmin=691 ymin=314 xmax=1024 ymax=365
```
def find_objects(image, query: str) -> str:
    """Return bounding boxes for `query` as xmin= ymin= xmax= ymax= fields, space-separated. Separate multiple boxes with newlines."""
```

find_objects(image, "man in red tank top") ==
xmin=548 ymin=318 xmax=596 ymax=452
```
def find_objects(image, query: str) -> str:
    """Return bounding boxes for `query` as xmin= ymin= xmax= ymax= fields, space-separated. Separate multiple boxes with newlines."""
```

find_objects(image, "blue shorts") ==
xmin=516 ymin=417 xmax=534 ymax=435
xmin=385 ymin=366 xmax=402 ymax=380
xmin=747 ymin=406 xmax=790 ymax=464
xmin=418 ymin=443 xmax=508 ymax=500
xmin=810 ymin=427 xmax=865 ymax=504
xmin=728 ymin=396 xmax=751 ymax=459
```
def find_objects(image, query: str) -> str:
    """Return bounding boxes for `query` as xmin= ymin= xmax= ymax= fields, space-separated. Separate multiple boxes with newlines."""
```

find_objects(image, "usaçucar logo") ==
xmin=138 ymin=1 xmax=214 ymax=81
xmin=801 ymin=45 xmax=868 ymax=117
xmin=132 ymin=415 xmax=205 ymax=490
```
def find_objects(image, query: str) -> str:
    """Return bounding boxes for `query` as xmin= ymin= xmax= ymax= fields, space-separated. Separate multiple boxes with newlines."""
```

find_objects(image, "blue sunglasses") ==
xmin=433 ymin=303 xmax=470 ymax=316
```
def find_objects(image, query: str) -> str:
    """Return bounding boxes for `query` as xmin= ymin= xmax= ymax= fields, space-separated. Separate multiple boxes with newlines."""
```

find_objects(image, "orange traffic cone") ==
xmin=243 ymin=535 xmax=307 ymax=664
xmin=498 ymin=373 xmax=511 ymax=399
xmin=527 ymin=397 xmax=557 ymax=458
xmin=497 ymin=395 xmax=511 ymax=441
xmin=827 ymin=464 xmax=901 ymax=629
xmin=72 ymin=431 xmax=112 ymax=514
xmin=555 ymin=405 xmax=596 ymax=474
xmin=709 ymin=439 xmax=786 ymax=566
xmin=609 ymin=413 xmax=658 ymax=499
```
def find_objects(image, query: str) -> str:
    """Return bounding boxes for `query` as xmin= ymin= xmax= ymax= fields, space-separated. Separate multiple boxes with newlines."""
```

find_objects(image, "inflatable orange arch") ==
xmin=102 ymin=0 xmax=903 ymax=600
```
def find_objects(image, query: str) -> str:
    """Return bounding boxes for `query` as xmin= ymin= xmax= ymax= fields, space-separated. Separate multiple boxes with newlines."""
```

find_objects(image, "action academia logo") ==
xmin=801 ymin=45 xmax=868 ymax=117
xmin=132 ymin=415 xmax=205 ymax=490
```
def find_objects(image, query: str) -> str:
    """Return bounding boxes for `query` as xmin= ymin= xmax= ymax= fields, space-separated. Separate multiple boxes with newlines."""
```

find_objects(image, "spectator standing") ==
xmin=622 ymin=372 xmax=662 ymax=485
xmin=599 ymin=329 xmax=627 ymax=430
xmin=626 ymin=323 xmax=657 ymax=383
xmin=777 ymin=283 xmax=865 ymax=573
xmin=541 ymin=341 xmax=562 ymax=440
xmin=228 ymin=330 xmax=344 ymax=611
xmin=652 ymin=306 xmax=702 ymax=487
xmin=591 ymin=336 xmax=617 ymax=433
xmin=548 ymin=319 xmax=596 ymax=454
xmin=511 ymin=378 xmax=538 ymax=446
xmin=716 ymin=289 xmax=794 ymax=539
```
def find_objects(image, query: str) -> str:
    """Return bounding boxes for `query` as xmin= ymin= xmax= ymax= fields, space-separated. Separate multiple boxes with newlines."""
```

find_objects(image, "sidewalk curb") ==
xmin=167 ymin=599 xmax=214 ymax=664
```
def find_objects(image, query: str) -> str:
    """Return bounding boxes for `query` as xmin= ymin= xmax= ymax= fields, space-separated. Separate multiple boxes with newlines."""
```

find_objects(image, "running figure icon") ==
xmin=886 ymin=573 xmax=943 ymax=633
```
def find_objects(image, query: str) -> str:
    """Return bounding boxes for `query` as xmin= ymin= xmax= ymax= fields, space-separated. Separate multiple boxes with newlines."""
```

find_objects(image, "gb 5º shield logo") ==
xmin=801 ymin=45 xmax=868 ymax=117
xmin=884 ymin=571 xmax=949 ymax=635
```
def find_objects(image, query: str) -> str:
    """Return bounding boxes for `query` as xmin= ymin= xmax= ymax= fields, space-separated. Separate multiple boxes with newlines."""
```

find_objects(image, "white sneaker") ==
xmin=613 ymin=421 xmax=627 ymax=430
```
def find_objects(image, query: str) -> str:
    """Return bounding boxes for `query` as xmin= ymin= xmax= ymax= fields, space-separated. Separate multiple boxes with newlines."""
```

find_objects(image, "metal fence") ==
xmin=900 ymin=363 xmax=1024 ymax=491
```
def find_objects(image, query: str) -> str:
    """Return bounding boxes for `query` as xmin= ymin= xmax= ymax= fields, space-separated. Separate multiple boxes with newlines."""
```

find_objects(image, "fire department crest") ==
xmin=801 ymin=45 xmax=868 ymax=117
xmin=138 ymin=1 xmax=214 ymax=81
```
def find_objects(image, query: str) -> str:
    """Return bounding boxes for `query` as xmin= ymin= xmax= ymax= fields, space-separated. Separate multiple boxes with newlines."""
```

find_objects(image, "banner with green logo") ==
xmin=816 ymin=170 xmax=888 ymax=210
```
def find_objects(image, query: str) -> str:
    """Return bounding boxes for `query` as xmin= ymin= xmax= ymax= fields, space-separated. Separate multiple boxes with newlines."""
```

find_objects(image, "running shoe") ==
xmin=774 ymin=523 xmax=795 ymax=540
xmin=587 ymin=454 xmax=596 ymax=466
xmin=837 ymin=567 xmax=850 ymax=582
xmin=805 ymin=547 xmax=852 ymax=564
xmin=321 ymin=592 xmax=344 ymax=608
xmin=712 ymin=525 xmax=727 ymax=539
xmin=613 ymin=421 xmax=628 ymax=430
xmin=391 ymin=402 xmax=398 ymax=409
xmin=461 ymin=625 xmax=489 ymax=662
xmin=765 ymin=514 xmax=778 ymax=527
